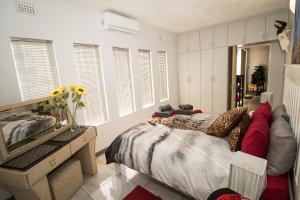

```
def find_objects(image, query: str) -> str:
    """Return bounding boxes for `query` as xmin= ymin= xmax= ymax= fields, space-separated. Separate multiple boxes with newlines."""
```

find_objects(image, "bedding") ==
xmin=228 ymin=114 xmax=251 ymax=152
xmin=267 ymin=116 xmax=297 ymax=176
xmin=241 ymin=114 xmax=269 ymax=158
xmin=106 ymin=113 xmax=235 ymax=199
xmin=205 ymin=107 xmax=247 ymax=137
xmin=272 ymin=104 xmax=289 ymax=123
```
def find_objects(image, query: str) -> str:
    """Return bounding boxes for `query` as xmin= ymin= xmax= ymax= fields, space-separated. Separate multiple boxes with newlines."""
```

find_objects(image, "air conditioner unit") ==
xmin=102 ymin=11 xmax=140 ymax=35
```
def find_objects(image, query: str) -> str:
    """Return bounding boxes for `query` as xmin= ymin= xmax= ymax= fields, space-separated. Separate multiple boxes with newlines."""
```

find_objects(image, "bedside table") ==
xmin=229 ymin=151 xmax=267 ymax=200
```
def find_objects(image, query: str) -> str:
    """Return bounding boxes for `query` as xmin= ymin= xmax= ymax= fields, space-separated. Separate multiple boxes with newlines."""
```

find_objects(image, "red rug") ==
xmin=123 ymin=186 xmax=162 ymax=200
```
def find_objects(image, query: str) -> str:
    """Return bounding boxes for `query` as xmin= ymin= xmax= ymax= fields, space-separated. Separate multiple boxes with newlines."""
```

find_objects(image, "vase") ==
xmin=71 ymin=114 xmax=80 ymax=132
xmin=54 ymin=111 xmax=63 ymax=130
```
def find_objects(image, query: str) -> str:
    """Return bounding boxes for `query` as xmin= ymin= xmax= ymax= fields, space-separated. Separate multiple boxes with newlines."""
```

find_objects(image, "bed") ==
xmin=106 ymin=113 xmax=236 ymax=199
xmin=106 ymin=64 xmax=300 ymax=200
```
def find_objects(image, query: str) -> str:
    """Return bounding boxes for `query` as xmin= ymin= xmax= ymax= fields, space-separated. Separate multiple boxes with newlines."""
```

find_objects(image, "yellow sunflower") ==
xmin=71 ymin=85 xmax=79 ymax=91
xmin=59 ymin=85 xmax=67 ymax=93
xmin=49 ymin=88 xmax=63 ymax=97
xmin=74 ymin=86 xmax=87 ymax=95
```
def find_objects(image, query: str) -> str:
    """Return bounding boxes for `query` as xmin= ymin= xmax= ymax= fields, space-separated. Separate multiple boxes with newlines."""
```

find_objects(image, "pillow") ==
xmin=228 ymin=114 xmax=251 ymax=152
xmin=241 ymin=114 xmax=269 ymax=158
xmin=179 ymin=104 xmax=193 ymax=110
xmin=272 ymin=104 xmax=289 ymax=123
xmin=266 ymin=116 xmax=297 ymax=176
xmin=205 ymin=107 xmax=247 ymax=137
xmin=159 ymin=104 xmax=172 ymax=112
xmin=263 ymin=174 xmax=289 ymax=200
xmin=252 ymin=102 xmax=272 ymax=123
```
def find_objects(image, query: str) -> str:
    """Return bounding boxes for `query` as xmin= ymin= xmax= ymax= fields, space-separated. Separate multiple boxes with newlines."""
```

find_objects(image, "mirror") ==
xmin=0 ymin=99 xmax=69 ymax=152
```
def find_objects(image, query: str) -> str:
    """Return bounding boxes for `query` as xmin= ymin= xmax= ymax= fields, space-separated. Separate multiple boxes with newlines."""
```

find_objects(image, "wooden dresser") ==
xmin=0 ymin=126 xmax=97 ymax=200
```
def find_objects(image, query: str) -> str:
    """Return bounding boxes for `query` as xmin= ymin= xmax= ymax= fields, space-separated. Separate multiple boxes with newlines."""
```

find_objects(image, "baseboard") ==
xmin=95 ymin=148 xmax=107 ymax=157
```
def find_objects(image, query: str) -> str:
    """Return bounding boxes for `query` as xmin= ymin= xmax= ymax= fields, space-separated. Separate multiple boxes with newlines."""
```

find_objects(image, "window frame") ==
xmin=157 ymin=50 xmax=170 ymax=102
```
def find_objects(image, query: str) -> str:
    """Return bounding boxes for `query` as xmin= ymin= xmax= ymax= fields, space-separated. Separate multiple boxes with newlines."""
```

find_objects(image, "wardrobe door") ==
xmin=188 ymin=31 xmax=200 ymax=51
xmin=246 ymin=16 xmax=266 ymax=44
xmin=189 ymin=51 xmax=201 ymax=109
xmin=213 ymin=47 xmax=228 ymax=114
xmin=200 ymin=49 xmax=213 ymax=113
xmin=178 ymin=53 xmax=190 ymax=104
xmin=228 ymin=21 xmax=245 ymax=46
xmin=200 ymin=28 xmax=214 ymax=50
xmin=214 ymin=24 xmax=228 ymax=48
xmin=177 ymin=33 xmax=189 ymax=53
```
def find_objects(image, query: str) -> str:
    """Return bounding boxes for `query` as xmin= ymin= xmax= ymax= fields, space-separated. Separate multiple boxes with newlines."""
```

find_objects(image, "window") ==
xmin=11 ymin=38 xmax=59 ymax=101
xmin=157 ymin=51 xmax=169 ymax=101
xmin=138 ymin=49 xmax=154 ymax=108
xmin=112 ymin=47 xmax=135 ymax=116
xmin=74 ymin=44 xmax=108 ymax=125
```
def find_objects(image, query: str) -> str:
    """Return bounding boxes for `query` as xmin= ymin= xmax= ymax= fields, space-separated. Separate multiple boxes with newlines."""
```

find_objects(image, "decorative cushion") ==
xmin=252 ymin=102 xmax=272 ymax=123
xmin=205 ymin=107 xmax=247 ymax=137
xmin=266 ymin=116 xmax=297 ymax=176
xmin=272 ymin=104 xmax=289 ymax=123
xmin=179 ymin=104 xmax=193 ymax=110
xmin=159 ymin=104 xmax=172 ymax=112
xmin=263 ymin=174 xmax=289 ymax=200
xmin=241 ymin=114 xmax=269 ymax=158
xmin=228 ymin=114 xmax=251 ymax=152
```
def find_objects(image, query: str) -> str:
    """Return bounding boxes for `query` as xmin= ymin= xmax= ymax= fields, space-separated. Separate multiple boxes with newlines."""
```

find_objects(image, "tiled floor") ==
xmin=71 ymin=154 xmax=189 ymax=200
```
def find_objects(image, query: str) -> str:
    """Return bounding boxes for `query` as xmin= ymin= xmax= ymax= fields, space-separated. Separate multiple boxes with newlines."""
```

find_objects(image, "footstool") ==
xmin=48 ymin=159 xmax=83 ymax=200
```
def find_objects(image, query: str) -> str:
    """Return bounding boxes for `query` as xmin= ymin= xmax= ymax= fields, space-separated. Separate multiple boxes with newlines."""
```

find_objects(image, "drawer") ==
xmin=70 ymin=127 xmax=96 ymax=154
xmin=26 ymin=145 xmax=71 ymax=186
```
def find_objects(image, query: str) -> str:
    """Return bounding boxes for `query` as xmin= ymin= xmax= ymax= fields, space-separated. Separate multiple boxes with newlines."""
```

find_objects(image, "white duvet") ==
xmin=106 ymin=113 xmax=235 ymax=199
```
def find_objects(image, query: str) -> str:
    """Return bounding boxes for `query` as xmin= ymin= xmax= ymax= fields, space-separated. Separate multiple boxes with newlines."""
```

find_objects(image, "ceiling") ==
xmin=69 ymin=0 xmax=289 ymax=33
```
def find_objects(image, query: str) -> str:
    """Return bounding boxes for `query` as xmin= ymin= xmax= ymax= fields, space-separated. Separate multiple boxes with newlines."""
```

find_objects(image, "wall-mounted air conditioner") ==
xmin=102 ymin=11 xmax=140 ymax=35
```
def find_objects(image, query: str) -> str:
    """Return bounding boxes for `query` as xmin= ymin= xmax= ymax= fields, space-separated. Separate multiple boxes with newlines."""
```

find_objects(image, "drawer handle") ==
xmin=49 ymin=158 xmax=56 ymax=167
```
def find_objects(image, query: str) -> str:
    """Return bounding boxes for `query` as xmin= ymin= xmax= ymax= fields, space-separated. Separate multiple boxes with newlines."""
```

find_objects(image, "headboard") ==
xmin=283 ymin=64 xmax=300 ymax=200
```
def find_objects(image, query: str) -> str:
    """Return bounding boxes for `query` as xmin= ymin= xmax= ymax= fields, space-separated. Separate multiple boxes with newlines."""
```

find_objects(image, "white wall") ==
xmin=0 ymin=0 xmax=178 ymax=152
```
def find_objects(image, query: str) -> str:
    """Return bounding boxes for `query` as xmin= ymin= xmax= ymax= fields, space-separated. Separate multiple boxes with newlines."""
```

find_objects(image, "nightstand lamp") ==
xmin=229 ymin=151 xmax=267 ymax=200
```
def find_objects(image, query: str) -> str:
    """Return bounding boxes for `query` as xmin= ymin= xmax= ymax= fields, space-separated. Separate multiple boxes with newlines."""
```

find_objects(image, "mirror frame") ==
xmin=0 ymin=97 xmax=71 ymax=164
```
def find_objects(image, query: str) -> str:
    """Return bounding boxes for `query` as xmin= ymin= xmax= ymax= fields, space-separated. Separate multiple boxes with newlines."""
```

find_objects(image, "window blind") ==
xmin=11 ymin=38 xmax=59 ymax=101
xmin=113 ymin=47 xmax=135 ymax=116
xmin=138 ymin=49 xmax=154 ymax=108
xmin=157 ymin=51 xmax=169 ymax=101
xmin=74 ymin=44 xmax=108 ymax=125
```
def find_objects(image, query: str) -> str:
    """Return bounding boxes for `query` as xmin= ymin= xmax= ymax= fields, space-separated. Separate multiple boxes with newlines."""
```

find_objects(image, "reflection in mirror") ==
xmin=0 ymin=100 xmax=68 ymax=152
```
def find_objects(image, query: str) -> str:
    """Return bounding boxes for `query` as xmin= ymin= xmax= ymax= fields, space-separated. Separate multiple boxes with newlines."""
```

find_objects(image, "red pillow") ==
xmin=252 ymin=102 xmax=272 ymax=123
xmin=241 ymin=114 xmax=269 ymax=158
xmin=192 ymin=109 xmax=202 ymax=114
xmin=263 ymin=174 xmax=289 ymax=200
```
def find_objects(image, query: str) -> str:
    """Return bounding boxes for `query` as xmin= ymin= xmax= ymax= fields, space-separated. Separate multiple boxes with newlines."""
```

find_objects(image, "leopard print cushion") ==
xmin=228 ymin=114 xmax=251 ymax=152
xmin=205 ymin=107 xmax=247 ymax=137
xmin=149 ymin=116 xmax=206 ymax=131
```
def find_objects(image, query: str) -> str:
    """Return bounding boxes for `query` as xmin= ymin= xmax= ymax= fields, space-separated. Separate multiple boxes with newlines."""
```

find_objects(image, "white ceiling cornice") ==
xmin=68 ymin=0 xmax=289 ymax=33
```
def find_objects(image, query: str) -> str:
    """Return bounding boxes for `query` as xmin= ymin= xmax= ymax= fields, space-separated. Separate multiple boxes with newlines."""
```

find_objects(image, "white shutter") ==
xmin=157 ymin=51 xmax=169 ymax=101
xmin=113 ymin=47 xmax=135 ymax=116
xmin=138 ymin=49 xmax=154 ymax=108
xmin=11 ymin=38 xmax=59 ymax=101
xmin=74 ymin=44 xmax=108 ymax=125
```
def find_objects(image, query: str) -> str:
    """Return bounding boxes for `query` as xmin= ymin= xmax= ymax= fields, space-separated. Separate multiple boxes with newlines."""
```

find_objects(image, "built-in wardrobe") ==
xmin=177 ymin=9 xmax=288 ymax=114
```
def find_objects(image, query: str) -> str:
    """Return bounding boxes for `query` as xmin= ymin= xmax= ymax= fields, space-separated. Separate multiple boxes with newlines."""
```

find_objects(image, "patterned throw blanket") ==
xmin=106 ymin=113 xmax=235 ymax=199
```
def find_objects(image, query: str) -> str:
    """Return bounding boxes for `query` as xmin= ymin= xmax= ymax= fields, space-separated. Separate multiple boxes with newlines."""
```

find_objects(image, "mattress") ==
xmin=106 ymin=113 xmax=236 ymax=199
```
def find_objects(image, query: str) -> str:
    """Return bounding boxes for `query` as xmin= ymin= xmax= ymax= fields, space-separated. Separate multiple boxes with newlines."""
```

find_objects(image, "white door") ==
xmin=177 ymin=33 xmax=188 ymax=53
xmin=200 ymin=49 xmax=213 ymax=112
xmin=266 ymin=11 xmax=288 ymax=41
xmin=246 ymin=16 xmax=266 ymax=44
xmin=213 ymin=47 xmax=228 ymax=114
xmin=228 ymin=21 xmax=245 ymax=46
xmin=178 ymin=53 xmax=190 ymax=104
xmin=189 ymin=51 xmax=201 ymax=109
xmin=214 ymin=25 xmax=228 ymax=48
xmin=200 ymin=28 xmax=214 ymax=50
xmin=188 ymin=31 xmax=200 ymax=51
